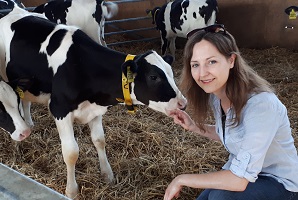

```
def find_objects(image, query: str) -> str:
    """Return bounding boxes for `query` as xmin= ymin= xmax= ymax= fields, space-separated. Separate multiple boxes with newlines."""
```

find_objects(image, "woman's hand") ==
xmin=164 ymin=175 xmax=183 ymax=200
xmin=170 ymin=110 xmax=220 ymax=141
xmin=169 ymin=109 xmax=196 ymax=132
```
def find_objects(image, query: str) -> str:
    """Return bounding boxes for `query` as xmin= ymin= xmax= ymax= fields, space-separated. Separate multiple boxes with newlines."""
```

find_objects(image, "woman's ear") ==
xmin=229 ymin=54 xmax=236 ymax=68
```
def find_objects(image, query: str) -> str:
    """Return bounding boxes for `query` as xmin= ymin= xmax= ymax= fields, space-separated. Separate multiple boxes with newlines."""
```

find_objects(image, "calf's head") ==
xmin=123 ymin=51 xmax=187 ymax=115
xmin=146 ymin=7 xmax=160 ymax=25
xmin=0 ymin=81 xmax=31 ymax=141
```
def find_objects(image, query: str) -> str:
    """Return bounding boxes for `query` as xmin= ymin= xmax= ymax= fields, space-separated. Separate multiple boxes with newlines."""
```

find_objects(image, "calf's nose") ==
xmin=11 ymin=128 xmax=31 ymax=141
xmin=178 ymin=98 xmax=187 ymax=110
xmin=19 ymin=129 xmax=31 ymax=140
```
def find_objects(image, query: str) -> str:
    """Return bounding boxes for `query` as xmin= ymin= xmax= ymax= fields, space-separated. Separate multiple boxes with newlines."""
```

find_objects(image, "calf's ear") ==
xmin=162 ymin=55 xmax=174 ymax=65
xmin=9 ymin=78 xmax=34 ymax=91
xmin=121 ymin=60 xmax=138 ymax=76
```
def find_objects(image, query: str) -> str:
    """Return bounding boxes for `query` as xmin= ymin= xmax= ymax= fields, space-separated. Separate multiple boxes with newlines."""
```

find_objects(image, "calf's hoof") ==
xmin=65 ymin=186 xmax=79 ymax=199
xmin=102 ymin=172 xmax=114 ymax=183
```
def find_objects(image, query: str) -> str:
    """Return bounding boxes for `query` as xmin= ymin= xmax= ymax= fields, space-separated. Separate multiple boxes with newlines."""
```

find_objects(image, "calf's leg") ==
xmin=88 ymin=115 xmax=114 ymax=183
xmin=161 ymin=31 xmax=168 ymax=56
xmin=55 ymin=114 xmax=79 ymax=199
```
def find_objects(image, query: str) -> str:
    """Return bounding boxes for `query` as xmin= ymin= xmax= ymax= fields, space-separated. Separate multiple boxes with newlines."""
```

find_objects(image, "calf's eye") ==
xmin=150 ymin=75 xmax=157 ymax=80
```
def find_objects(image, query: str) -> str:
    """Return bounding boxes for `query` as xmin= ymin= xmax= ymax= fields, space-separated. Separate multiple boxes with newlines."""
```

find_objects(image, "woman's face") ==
xmin=190 ymin=39 xmax=235 ymax=97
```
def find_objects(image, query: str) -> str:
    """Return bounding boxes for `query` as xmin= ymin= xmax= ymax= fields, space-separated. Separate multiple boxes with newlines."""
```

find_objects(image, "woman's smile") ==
xmin=200 ymin=78 xmax=215 ymax=84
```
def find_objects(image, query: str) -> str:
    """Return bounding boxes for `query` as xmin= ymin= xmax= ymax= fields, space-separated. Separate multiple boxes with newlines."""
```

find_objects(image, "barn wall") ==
xmin=217 ymin=0 xmax=298 ymax=50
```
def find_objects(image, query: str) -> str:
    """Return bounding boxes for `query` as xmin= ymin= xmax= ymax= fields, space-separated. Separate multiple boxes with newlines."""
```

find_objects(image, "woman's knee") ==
xmin=197 ymin=189 xmax=234 ymax=200
xmin=208 ymin=190 xmax=235 ymax=200
xmin=196 ymin=189 xmax=211 ymax=200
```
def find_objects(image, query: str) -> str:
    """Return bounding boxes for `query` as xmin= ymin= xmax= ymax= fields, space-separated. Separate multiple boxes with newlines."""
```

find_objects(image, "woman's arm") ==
xmin=170 ymin=109 xmax=220 ymax=141
xmin=164 ymin=170 xmax=249 ymax=200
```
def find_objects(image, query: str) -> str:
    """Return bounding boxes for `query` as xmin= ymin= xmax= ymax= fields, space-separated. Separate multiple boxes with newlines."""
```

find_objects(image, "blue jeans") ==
xmin=196 ymin=176 xmax=298 ymax=200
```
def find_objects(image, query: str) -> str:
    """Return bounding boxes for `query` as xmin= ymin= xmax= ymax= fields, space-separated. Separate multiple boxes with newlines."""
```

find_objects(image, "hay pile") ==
xmin=0 ymin=39 xmax=297 ymax=200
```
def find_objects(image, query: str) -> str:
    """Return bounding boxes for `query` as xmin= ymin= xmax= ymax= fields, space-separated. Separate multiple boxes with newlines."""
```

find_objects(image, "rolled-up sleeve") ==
xmin=230 ymin=152 xmax=257 ymax=182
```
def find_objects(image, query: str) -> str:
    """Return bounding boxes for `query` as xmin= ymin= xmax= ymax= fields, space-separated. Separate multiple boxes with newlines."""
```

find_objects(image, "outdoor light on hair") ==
xmin=186 ymin=24 xmax=226 ymax=39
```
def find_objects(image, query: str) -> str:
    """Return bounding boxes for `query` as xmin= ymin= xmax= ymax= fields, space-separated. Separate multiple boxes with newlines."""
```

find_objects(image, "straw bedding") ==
xmin=0 ymin=39 xmax=297 ymax=200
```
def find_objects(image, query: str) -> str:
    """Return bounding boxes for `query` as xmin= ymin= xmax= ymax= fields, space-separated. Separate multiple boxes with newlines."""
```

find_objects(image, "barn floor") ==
xmin=0 ymin=39 xmax=297 ymax=200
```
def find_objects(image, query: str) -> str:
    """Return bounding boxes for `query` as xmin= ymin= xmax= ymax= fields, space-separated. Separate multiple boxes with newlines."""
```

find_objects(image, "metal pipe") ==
xmin=106 ymin=16 xmax=151 ymax=24
xmin=105 ymin=27 xmax=156 ymax=36
xmin=107 ymin=37 xmax=159 ymax=47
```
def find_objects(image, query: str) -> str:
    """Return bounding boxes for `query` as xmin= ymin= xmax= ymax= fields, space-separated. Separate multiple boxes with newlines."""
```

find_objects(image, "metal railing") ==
xmin=105 ymin=0 xmax=160 ymax=46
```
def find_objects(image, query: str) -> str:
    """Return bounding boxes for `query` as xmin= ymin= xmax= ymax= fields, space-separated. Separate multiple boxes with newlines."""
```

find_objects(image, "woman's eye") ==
xmin=191 ymin=63 xmax=199 ymax=68
xmin=209 ymin=60 xmax=217 ymax=65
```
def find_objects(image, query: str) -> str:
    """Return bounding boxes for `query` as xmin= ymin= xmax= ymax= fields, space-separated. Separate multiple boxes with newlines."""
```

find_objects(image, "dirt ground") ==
xmin=0 ymin=39 xmax=297 ymax=200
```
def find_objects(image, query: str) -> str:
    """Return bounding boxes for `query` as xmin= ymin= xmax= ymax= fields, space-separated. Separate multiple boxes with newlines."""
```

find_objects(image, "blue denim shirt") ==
xmin=210 ymin=92 xmax=298 ymax=192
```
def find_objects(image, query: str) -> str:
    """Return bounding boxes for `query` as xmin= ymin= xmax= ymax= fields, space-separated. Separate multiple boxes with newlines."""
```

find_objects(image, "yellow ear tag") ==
xmin=289 ymin=9 xmax=297 ymax=19
xmin=16 ymin=87 xmax=24 ymax=99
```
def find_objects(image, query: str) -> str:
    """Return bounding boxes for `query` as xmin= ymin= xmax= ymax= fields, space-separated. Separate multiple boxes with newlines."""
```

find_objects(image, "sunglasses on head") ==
xmin=186 ymin=24 xmax=226 ymax=39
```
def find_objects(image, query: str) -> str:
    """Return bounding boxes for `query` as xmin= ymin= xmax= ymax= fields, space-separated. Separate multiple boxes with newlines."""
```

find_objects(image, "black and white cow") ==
xmin=0 ymin=2 xmax=187 ymax=199
xmin=146 ymin=0 xmax=218 ymax=60
xmin=33 ymin=0 xmax=118 ymax=46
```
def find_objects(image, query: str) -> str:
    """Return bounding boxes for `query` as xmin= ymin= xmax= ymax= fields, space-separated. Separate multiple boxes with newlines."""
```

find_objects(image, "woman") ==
xmin=163 ymin=24 xmax=298 ymax=200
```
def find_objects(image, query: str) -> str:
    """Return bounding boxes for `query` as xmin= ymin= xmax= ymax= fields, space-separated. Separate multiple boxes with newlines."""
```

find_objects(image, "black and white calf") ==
xmin=33 ymin=0 xmax=118 ymax=46
xmin=0 ymin=3 xmax=187 ymax=199
xmin=146 ymin=0 xmax=218 ymax=59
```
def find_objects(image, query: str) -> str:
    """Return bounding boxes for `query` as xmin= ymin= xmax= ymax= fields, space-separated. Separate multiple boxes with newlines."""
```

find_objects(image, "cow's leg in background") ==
xmin=168 ymin=37 xmax=176 ymax=61
xmin=161 ymin=32 xmax=168 ymax=56
xmin=55 ymin=114 xmax=79 ymax=199
xmin=22 ymin=100 xmax=34 ymax=127
xmin=99 ymin=20 xmax=107 ymax=47
xmin=88 ymin=115 xmax=114 ymax=182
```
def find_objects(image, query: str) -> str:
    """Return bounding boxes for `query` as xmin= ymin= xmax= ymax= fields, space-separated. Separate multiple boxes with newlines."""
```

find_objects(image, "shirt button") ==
xmin=243 ymin=154 xmax=249 ymax=159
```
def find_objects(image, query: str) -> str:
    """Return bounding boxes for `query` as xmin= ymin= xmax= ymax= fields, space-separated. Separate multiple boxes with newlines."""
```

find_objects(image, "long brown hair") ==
xmin=180 ymin=30 xmax=273 ymax=131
